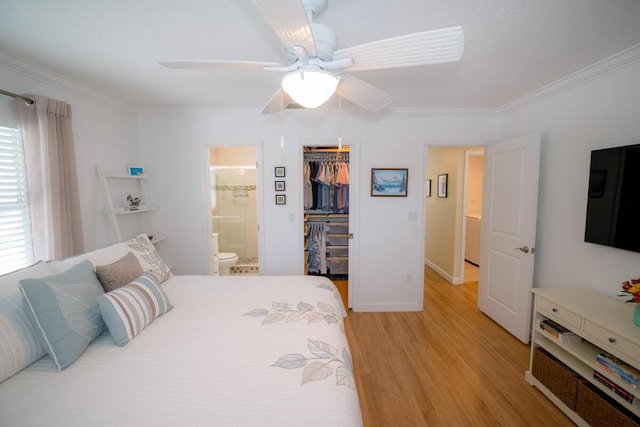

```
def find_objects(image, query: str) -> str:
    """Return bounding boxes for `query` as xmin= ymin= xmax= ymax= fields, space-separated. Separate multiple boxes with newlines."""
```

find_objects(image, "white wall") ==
xmin=0 ymin=52 xmax=140 ymax=253
xmin=137 ymin=109 xmax=496 ymax=310
xmin=498 ymin=49 xmax=640 ymax=296
xmin=5 ymin=43 xmax=639 ymax=309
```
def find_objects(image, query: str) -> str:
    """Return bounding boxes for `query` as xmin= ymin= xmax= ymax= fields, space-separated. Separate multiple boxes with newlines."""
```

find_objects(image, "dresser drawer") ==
xmin=584 ymin=320 xmax=640 ymax=363
xmin=536 ymin=296 xmax=583 ymax=330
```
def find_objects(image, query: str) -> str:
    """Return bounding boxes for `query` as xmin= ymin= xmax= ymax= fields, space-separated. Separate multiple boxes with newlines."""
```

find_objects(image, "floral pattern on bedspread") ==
xmin=316 ymin=282 xmax=341 ymax=303
xmin=244 ymin=301 xmax=345 ymax=334
xmin=273 ymin=339 xmax=356 ymax=389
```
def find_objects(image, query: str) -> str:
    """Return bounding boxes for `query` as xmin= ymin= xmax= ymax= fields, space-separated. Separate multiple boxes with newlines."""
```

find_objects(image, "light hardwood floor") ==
xmin=344 ymin=265 xmax=574 ymax=426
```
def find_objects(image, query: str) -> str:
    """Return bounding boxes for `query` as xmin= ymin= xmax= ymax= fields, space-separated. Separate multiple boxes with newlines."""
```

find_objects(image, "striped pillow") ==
xmin=97 ymin=273 xmax=173 ymax=346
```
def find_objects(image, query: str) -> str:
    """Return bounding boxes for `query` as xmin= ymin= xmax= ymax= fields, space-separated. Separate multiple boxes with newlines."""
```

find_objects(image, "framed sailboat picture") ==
xmin=371 ymin=168 xmax=408 ymax=197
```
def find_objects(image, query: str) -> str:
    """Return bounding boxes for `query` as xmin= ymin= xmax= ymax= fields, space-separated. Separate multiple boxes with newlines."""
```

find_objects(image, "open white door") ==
xmin=478 ymin=133 xmax=541 ymax=344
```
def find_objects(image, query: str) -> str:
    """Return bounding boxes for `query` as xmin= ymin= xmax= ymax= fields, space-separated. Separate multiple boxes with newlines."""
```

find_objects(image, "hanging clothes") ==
xmin=307 ymin=221 xmax=327 ymax=274
xmin=304 ymin=158 xmax=350 ymax=213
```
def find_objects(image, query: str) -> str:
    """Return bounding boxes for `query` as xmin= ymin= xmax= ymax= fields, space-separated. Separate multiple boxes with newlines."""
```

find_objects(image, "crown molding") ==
xmin=498 ymin=43 xmax=640 ymax=115
xmin=0 ymin=49 xmax=135 ymax=115
xmin=3 ymin=41 xmax=638 ymax=119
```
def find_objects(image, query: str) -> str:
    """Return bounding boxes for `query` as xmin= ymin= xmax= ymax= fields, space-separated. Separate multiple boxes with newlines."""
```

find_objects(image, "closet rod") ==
xmin=305 ymin=154 xmax=349 ymax=161
xmin=0 ymin=89 xmax=35 ymax=105
xmin=306 ymin=213 xmax=349 ymax=218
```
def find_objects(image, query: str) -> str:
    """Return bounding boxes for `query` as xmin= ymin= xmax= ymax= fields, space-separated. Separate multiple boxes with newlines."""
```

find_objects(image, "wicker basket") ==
xmin=531 ymin=347 xmax=581 ymax=410
xmin=576 ymin=381 xmax=640 ymax=427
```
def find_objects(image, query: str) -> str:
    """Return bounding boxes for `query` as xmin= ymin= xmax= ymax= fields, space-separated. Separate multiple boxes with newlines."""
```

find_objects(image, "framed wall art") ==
xmin=275 ymin=194 xmax=286 ymax=205
xmin=425 ymin=179 xmax=431 ymax=197
xmin=275 ymin=181 xmax=285 ymax=191
xmin=275 ymin=167 xmax=286 ymax=177
xmin=437 ymin=173 xmax=448 ymax=198
xmin=370 ymin=168 xmax=408 ymax=197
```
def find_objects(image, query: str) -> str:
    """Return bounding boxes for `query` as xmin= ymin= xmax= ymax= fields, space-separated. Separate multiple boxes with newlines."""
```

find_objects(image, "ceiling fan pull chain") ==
xmin=338 ymin=85 xmax=343 ymax=150
xmin=280 ymin=90 xmax=285 ymax=148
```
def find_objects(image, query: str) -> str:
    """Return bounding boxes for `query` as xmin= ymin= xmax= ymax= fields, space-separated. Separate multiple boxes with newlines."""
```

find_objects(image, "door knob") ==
xmin=514 ymin=246 xmax=530 ymax=254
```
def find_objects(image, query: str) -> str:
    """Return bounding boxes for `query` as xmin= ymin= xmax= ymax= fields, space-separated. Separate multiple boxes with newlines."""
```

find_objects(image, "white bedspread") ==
xmin=0 ymin=275 xmax=362 ymax=427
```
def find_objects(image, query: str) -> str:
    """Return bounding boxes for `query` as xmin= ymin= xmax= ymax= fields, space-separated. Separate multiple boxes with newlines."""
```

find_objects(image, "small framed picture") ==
xmin=275 ymin=181 xmax=286 ymax=191
xmin=275 ymin=167 xmax=286 ymax=177
xmin=425 ymin=179 xmax=431 ymax=197
xmin=275 ymin=194 xmax=286 ymax=205
xmin=128 ymin=165 xmax=144 ymax=176
xmin=371 ymin=168 xmax=408 ymax=197
xmin=437 ymin=173 xmax=448 ymax=198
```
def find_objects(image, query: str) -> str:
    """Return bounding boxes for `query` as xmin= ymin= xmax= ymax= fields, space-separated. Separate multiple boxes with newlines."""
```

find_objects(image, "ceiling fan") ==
xmin=160 ymin=0 xmax=464 ymax=114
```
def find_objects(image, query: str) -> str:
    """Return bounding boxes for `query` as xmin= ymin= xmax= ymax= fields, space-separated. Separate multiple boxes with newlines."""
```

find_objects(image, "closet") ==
xmin=303 ymin=147 xmax=350 ymax=280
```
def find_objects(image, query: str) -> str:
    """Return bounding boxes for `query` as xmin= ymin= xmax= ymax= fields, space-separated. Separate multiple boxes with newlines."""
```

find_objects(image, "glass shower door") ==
xmin=209 ymin=146 xmax=258 ymax=273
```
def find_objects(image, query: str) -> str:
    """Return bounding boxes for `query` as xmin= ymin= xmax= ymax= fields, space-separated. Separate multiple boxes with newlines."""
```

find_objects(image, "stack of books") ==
xmin=593 ymin=370 xmax=635 ymax=403
xmin=539 ymin=319 xmax=581 ymax=343
xmin=596 ymin=353 xmax=639 ymax=390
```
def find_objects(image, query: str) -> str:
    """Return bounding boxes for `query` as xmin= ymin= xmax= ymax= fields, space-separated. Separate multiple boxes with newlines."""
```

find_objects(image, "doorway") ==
xmin=301 ymin=142 xmax=356 ymax=308
xmin=424 ymin=145 xmax=484 ymax=286
xmin=208 ymin=145 xmax=259 ymax=275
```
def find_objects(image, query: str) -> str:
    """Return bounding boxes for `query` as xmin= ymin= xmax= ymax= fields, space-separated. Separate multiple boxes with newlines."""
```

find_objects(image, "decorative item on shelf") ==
xmin=126 ymin=195 xmax=141 ymax=211
xmin=128 ymin=165 xmax=144 ymax=176
xmin=619 ymin=277 xmax=640 ymax=326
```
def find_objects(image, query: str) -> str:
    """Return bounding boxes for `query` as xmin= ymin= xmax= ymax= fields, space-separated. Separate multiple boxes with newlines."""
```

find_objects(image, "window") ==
xmin=0 ymin=126 xmax=33 ymax=275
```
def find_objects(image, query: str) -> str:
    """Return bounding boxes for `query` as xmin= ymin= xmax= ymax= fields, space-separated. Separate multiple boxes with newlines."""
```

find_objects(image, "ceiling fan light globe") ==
xmin=281 ymin=69 xmax=338 ymax=108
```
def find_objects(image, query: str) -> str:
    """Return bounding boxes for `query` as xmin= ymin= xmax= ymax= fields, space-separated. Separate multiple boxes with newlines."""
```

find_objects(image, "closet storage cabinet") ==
xmin=303 ymin=149 xmax=350 ymax=278
xmin=526 ymin=288 xmax=640 ymax=426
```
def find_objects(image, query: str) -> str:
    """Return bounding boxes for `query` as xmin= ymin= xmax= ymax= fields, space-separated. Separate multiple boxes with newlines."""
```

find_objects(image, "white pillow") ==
xmin=49 ymin=234 xmax=172 ymax=283
xmin=0 ymin=261 xmax=53 ymax=383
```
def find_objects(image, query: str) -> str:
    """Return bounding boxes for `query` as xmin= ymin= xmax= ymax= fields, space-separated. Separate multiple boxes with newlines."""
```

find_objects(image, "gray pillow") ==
xmin=95 ymin=251 xmax=144 ymax=292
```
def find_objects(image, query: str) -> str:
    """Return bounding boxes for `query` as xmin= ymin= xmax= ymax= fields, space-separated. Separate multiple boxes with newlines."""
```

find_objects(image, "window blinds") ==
xmin=0 ymin=126 xmax=33 ymax=275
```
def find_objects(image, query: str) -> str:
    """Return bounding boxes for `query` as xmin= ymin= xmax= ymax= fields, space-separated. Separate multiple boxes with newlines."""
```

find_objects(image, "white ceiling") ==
xmin=2 ymin=0 xmax=640 ymax=111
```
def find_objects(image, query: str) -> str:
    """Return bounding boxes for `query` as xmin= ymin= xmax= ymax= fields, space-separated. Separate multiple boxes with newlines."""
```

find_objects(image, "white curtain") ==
xmin=14 ymin=95 xmax=84 ymax=261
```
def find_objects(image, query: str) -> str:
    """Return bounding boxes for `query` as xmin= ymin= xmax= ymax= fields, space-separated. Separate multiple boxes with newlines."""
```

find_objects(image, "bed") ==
xmin=0 ymin=235 xmax=362 ymax=427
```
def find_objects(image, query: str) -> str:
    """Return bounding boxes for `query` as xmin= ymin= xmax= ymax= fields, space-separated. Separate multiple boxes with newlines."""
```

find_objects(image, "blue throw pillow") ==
xmin=19 ymin=260 xmax=106 ymax=371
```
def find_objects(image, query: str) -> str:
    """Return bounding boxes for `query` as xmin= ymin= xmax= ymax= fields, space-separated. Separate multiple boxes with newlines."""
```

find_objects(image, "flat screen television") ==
xmin=584 ymin=143 xmax=640 ymax=253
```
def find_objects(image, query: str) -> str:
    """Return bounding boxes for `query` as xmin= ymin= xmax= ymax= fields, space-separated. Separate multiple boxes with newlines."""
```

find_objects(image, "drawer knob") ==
xmin=608 ymin=337 xmax=616 ymax=343
xmin=552 ymin=308 xmax=558 ymax=312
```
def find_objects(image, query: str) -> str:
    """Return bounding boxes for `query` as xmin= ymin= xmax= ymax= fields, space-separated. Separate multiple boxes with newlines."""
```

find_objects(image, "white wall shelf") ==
xmin=96 ymin=164 xmax=164 ymax=244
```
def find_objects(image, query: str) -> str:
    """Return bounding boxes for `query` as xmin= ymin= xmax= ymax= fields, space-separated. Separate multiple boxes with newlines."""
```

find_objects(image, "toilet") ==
xmin=218 ymin=252 xmax=239 ymax=275
xmin=212 ymin=233 xmax=238 ymax=275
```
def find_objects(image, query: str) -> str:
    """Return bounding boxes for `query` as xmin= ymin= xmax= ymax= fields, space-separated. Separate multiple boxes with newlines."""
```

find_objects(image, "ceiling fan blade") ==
xmin=252 ymin=0 xmax=316 ymax=57
xmin=261 ymin=89 xmax=296 ymax=114
xmin=159 ymin=60 xmax=281 ymax=70
xmin=333 ymin=26 xmax=464 ymax=72
xmin=339 ymin=75 xmax=393 ymax=112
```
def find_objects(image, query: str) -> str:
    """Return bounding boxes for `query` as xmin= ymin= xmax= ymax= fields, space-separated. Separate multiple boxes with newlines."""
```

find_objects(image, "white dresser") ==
xmin=526 ymin=288 xmax=640 ymax=426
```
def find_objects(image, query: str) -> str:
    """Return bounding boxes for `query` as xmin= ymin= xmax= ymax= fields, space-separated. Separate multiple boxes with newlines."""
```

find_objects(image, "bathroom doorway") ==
xmin=208 ymin=145 xmax=259 ymax=275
